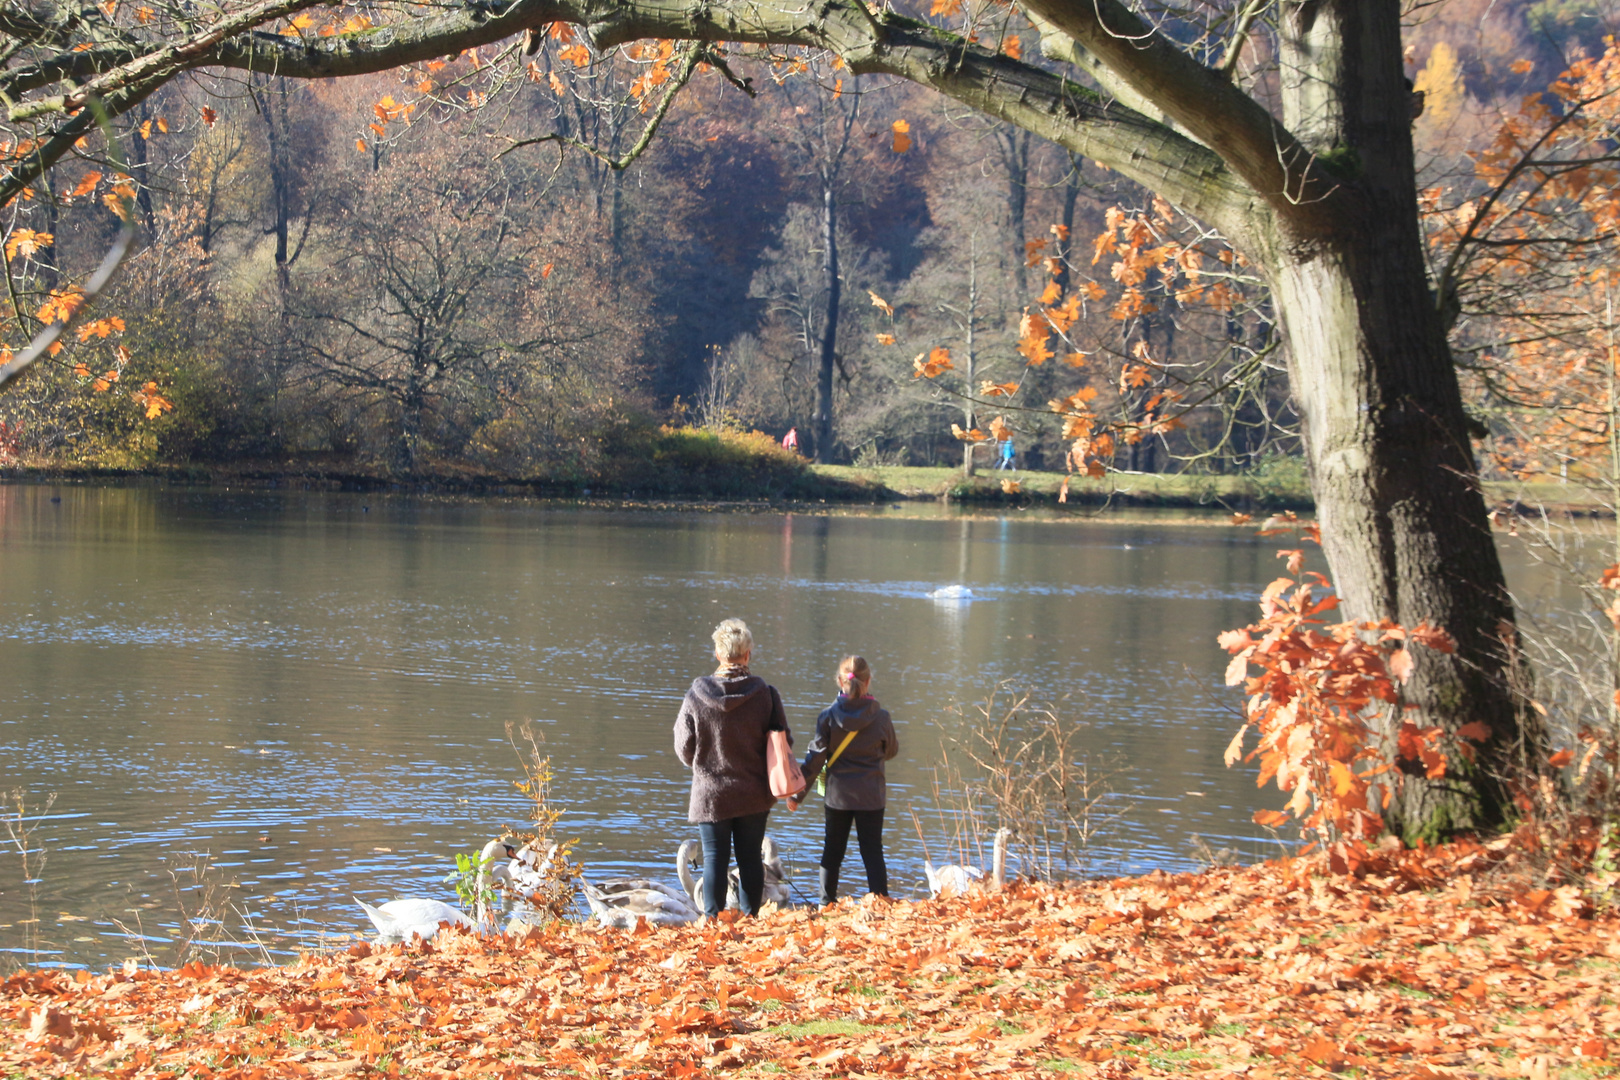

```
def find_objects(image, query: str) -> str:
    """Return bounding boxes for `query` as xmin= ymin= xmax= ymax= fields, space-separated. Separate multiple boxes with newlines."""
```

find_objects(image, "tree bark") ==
xmin=962 ymin=254 xmax=979 ymax=477
xmin=128 ymin=99 xmax=156 ymax=235
xmin=1266 ymin=0 xmax=1528 ymax=836
xmin=813 ymin=182 xmax=839 ymax=464
xmin=252 ymin=77 xmax=295 ymax=290
xmin=1051 ymin=154 xmax=1080 ymax=294
xmin=994 ymin=126 xmax=1030 ymax=302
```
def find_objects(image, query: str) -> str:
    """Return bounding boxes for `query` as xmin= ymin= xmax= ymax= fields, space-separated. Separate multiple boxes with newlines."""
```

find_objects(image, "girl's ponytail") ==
xmin=838 ymin=655 xmax=871 ymax=702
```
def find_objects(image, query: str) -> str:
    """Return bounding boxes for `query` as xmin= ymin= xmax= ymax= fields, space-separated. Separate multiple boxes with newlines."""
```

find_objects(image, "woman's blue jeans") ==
xmin=697 ymin=810 xmax=770 ymax=917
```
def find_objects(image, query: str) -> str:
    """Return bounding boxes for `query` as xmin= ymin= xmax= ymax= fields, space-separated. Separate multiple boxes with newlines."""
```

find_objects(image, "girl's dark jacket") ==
xmin=800 ymin=695 xmax=898 ymax=812
xmin=674 ymin=673 xmax=791 ymax=823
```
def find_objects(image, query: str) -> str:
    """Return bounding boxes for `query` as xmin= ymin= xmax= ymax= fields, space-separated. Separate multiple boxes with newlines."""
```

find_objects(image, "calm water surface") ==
xmin=0 ymin=484 xmax=1535 ymax=969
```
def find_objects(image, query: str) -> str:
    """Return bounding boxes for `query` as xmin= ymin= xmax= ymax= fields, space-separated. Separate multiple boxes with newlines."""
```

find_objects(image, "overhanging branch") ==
xmin=3 ymin=0 xmax=1272 ymax=250
xmin=1017 ymin=0 xmax=1329 ymax=230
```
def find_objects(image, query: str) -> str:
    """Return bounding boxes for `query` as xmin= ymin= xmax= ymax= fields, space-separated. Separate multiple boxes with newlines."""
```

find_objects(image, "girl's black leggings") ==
xmin=821 ymin=807 xmax=887 ymax=900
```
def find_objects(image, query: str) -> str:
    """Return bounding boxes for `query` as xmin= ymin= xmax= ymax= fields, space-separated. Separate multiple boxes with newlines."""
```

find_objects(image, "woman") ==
xmin=674 ymin=618 xmax=792 ymax=916
xmin=790 ymin=655 xmax=898 ymax=904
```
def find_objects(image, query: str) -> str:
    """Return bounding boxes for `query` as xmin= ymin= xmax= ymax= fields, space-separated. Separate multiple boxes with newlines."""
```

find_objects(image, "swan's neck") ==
xmin=473 ymin=840 xmax=513 ymax=925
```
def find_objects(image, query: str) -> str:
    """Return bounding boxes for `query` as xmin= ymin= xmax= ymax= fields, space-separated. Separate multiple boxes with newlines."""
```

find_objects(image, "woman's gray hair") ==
xmin=711 ymin=618 xmax=754 ymax=663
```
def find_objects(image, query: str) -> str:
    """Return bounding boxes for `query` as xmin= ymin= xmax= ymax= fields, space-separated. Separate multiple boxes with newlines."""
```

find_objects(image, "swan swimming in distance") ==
xmin=925 ymin=827 xmax=1011 ymax=899
xmin=356 ymin=838 xmax=516 ymax=942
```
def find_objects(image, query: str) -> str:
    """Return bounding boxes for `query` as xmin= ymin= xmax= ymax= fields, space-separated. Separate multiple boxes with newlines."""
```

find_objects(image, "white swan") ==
xmin=355 ymin=838 xmax=515 ymax=942
xmin=480 ymin=838 xmax=519 ymax=888
xmin=928 ymin=585 xmax=975 ymax=600
xmin=505 ymin=842 xmax=557 ymax=900
xmin=759 ymin=836 xmax=793 ymax=905
xmin=502 ymin=842 xmax=562 ymax=932
xmin=676 ymin=839 xmax=706 ymax=907
xmin=356 ymin=897 xmax=475 ymax=942
xmin=925 ymin=828 xmax=1011 ymax=898
xmin=677 ymin=837 xmax=792 ymax=910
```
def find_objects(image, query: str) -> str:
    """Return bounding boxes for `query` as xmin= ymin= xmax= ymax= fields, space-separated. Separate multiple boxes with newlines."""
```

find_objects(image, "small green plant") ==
xmin=443 ymin=849 xmax=503 ymax=914
xmin=1592 ymin=822 xmax=1620 ymax=907
xmin=1595 ymin=822 xmax=1620 ymax=875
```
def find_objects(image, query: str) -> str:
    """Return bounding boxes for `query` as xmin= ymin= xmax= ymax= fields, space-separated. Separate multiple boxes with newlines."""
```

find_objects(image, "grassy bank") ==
xmin=0 ymin=428 xmax=885 ymax=504
xmin=6 ymin=439 xmax=1614 ymax=516
xmin=816 ymin=465 xmax=1617 ymax=516
xmin=3 ymin=846 xmax=1615 ymax=1079
xmin=813 ymin=465 xmax=1315 ymax=510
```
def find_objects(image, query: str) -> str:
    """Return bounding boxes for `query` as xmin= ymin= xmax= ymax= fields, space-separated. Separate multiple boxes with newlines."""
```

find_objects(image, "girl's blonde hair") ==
xmin=712 ymin=618 xmax=754 ymax=664
xmin=837 ymin=655 xmax=872 ymax=701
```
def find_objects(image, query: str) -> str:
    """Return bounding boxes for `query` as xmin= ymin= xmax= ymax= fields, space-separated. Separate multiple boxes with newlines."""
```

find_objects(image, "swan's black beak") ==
xmin=503 ymin=844 xmax=518 ymax=859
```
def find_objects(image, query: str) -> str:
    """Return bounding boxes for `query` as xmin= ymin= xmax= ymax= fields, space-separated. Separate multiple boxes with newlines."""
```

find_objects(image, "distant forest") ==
xmin=0 ymin=0 xmax=1614 ymax=480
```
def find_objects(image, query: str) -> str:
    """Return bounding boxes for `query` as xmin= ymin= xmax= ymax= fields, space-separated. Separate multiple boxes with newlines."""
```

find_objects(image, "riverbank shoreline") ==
xmin=0 ymin=460 xmax=1310 ymax=511
xmin=2 ymin=461 xmax=1610 ymax=518
xmin=4 ymin=846 xmax=1615 ymax=1079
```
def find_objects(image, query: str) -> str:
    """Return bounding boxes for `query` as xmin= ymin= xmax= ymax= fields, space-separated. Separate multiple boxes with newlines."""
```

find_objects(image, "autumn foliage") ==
xmin=1415 ymin=36 xmax=1620 ymax=484
xmin=1217 ymin=517 xmax=1489 ymax=870
xmin=4 ymin=854 xmax=1617 ymax=1079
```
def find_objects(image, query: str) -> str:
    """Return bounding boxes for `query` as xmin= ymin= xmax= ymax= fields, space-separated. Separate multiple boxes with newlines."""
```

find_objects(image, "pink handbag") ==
xmin=766 ymin=729 xmax=805 ymax=799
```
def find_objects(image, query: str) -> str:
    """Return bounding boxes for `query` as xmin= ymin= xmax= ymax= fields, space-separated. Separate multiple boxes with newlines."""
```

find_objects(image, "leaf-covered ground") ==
xmin=5 ymin=846 xmax=1617 ymax=1079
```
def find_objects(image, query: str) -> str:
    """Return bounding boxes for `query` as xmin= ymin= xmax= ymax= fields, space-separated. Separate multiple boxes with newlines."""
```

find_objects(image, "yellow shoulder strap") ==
xmin=826 ymin=729 xmax=859 ymax=769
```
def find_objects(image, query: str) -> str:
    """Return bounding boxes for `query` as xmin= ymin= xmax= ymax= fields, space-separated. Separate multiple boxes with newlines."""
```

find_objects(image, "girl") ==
xmin=790 ymin=656 xmax=898 ymax=904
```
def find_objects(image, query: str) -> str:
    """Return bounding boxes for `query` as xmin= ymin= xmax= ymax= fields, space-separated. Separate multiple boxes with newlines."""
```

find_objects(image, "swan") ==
xmin=355 ymin=838 xmax=515 ymax=942
xmin=505 ymin=842 xmax=558 ymax=900
xmin=925 ymin=827 xmax=1011 ymax=898
xmin=580 ymin=875 xmax=701 ymax=928
xmin=354 ymin=900 xmax=473 ymax=939
xmin=502 ymin=842 xmax=562 ymax=931
xmin=928 ymin=585 xmax=974 ymax=600
xmin=677 ymin=837 xmax=793 ymax=910
xmin=759 ymin=836 xmax=793 ymax=905
xmin=676 ymin=840 xmax=705 ymax=907
xmin=356 ymin=897 xmax=475 ymax=942
xmin=480 ymin=838 xmax=519 ymax=887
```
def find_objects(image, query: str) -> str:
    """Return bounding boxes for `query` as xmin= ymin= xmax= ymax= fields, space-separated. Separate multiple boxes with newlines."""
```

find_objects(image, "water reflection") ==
xmin=0 ymin=484 xmax=1541 ymax=969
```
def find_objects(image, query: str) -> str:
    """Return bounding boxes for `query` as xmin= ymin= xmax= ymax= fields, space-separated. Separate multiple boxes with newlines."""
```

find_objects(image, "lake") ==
xmin=0 ymin=483 xmax=1541 ymax=969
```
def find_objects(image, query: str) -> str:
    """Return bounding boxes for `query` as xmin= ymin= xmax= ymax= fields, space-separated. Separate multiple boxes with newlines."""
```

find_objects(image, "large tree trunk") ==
xmin=994 ymin=126 xmax=1031 ymax=301
xmin=1269 ymin=0 xmax=1530 ymax=837
xmin=813 ymin=182 xmax=839 ymax=464
xmin=262 ymin=92 xmax=293 ymax=290
xmin=128 ymin=100 xmax=156 ymax=236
